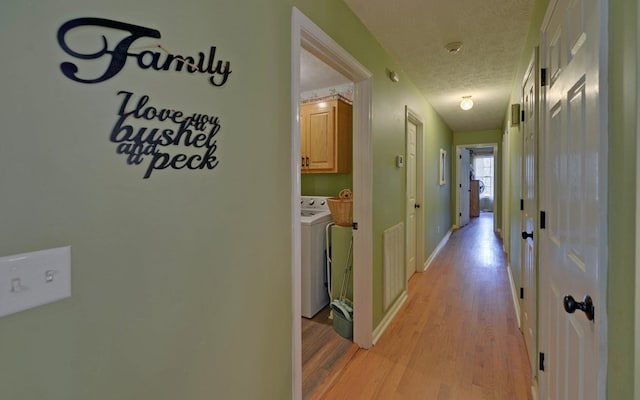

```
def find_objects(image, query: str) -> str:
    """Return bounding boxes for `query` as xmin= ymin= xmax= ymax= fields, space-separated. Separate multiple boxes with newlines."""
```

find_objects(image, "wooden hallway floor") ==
xmin=311 ymin=213 xmax=533 ymax=400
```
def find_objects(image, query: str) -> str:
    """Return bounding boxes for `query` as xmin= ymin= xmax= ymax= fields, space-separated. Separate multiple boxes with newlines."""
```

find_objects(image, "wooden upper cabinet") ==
xmin=300 ymin=98 xmax=352 ymax=173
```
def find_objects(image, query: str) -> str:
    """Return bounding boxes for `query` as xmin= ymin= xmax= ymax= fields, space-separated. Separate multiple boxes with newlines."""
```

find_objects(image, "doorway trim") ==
xmin=453 ymin=143 xmax=499 ymax=230
xmin=291 ymin=8 xmax=373 ymax=399
xmin=405 ymin=107 xmax=424 ymax=278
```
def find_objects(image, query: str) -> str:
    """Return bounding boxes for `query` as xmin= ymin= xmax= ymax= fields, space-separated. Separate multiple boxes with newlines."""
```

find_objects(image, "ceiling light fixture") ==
xmin=460 ymin=96 xmax=474 ymax=111
xmin=445 ymin=41 xmax=463 ymax=54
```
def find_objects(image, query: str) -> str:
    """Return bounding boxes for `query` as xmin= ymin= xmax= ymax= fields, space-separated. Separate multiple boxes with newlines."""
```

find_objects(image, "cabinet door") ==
xmin=306 ymin=103 xmax=335 ymax=171
xmin=300 ymin=107 xmax=309 ymax=171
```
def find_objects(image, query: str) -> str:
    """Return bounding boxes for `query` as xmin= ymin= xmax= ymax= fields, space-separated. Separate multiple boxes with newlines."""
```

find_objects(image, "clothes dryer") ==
xmin=300 ymin=196 xmax=332 ymax=318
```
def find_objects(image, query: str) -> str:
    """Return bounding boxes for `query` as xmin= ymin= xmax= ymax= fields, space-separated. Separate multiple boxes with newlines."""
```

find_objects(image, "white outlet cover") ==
xmin=0 ymin=246 xmax=71 ymax=318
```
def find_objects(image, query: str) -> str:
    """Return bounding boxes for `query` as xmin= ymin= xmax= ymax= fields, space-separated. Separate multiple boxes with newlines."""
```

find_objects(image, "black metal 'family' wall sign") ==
xmin=57 ymin=17 xmax=231 ymax=179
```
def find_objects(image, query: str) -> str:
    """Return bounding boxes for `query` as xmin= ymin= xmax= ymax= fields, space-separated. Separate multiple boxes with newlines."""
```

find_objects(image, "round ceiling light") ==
xmin=460 ymin=96 xmax=474 ymax=111
xmin=445 ymin=41 xmax=463 ymax=54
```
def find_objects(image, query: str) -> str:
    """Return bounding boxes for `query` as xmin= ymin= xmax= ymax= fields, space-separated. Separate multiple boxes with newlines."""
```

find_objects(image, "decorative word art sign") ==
xmin=56 ymin=18 xmax=231 ymax=179
xmin=113 ymin=91 xmax=220 ymax=179
xmin=57 ymin=18 xmax=232 ymax=86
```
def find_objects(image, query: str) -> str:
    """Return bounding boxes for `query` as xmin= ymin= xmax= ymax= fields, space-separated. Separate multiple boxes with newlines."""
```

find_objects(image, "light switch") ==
xmin=0 ymin=246 xmax=71 ymax=318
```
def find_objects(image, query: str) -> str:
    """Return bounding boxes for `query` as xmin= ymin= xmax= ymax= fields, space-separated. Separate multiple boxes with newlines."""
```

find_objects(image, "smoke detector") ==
xmin=445 ymin=41 xmax=463 ymax=54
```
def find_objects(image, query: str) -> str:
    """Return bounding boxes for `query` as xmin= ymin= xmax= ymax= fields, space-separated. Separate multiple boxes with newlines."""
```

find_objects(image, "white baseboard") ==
xmin=372 ymin=290 xmax=408 ymax=345
xmin=423 ymin=228 xmax=452 ymax=271
xmin=507 ymin=263 xmax=521 ymax=328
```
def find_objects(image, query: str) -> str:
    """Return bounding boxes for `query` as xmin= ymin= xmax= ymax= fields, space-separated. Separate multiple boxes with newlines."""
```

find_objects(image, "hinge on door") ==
xmin=352 ymin=222 xmax=358 ymax=230
xmin=541 ymin=68 xmax=547 ymax=86
xmin=521 ymin=110 xmax=525 ymax=122
xmin=459 ymin=184 xmax=462 ymax=188
xmin=539 ymin=352 xmax=545 ymax=372
xmin=540 ymin=211 xmax=546 ymax=229
xmin=520 ymin=287 xmax=524 ymax=299
xmin=520 ymin=199 xmax=524 ymax=211
xmin=459 ymin=213 xmax=462 ymax=217
xmin=459 ymin=154 xmax=462 ymax=159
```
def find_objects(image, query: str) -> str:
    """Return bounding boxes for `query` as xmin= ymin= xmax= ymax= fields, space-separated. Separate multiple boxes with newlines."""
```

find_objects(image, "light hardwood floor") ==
xmin=302 ymin=306 xmax=358 ymax=399
xmin=310 ymin=213 xmax=532 ymax=400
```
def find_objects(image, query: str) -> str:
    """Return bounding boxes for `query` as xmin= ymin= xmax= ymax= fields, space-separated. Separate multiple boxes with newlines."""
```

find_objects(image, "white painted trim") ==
xmin=596 ymin=1 xmax=609 ymax=398
xmin=423 ymin=228 xmax=451 ymax=272
xmin=352 ymin=78 xmax=374 ymax=350
xmin=507 ymin=263 xmax=521 ymax=329
xmin=405 ymin=107 xmax=425 ymax=279
xmin=502 ymin=127 xmax=510 ymax=256
xmin=372 ymin=291 xmax=408 ymax=345
xmin=531 ymin=380 xmax=539 ymax=400
xmin=291 ymin=8 xmax=374 ymax=399
xmin=290 ymin=11 xmax=303 ymax=400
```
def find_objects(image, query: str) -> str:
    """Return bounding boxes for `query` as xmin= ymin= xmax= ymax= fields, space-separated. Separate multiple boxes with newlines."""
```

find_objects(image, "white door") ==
xmin=458 ymin=148 xmax=470 ymax=226
xmin=406 ymin=120 xmax=417 ymax=280
xmin=521 ymin=49 xmax=538 ymax=380
xmin=539 ymin=0 xmax=606 ymax=398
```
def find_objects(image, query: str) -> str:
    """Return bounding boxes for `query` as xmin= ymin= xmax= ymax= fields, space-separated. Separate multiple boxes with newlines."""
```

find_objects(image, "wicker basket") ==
xmin=327 ymin=189 xmax=353 ymax=226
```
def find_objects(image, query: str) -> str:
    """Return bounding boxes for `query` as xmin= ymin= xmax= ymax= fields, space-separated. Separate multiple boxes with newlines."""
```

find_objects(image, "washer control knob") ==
xmin=309 ymin=200 xmax=315 ymax=206
xmin=320 ymin=200 xmax=326 ymax=206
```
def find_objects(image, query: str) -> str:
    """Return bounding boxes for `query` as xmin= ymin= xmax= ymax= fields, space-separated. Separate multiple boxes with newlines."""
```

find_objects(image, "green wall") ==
xmin=0 ymin=1 xmax=454 ymax=398
xmin=301 ymin=173 xmax=352 ymax=197
xmin=608 ymin=0 xmax=637 ymax=398
xmin=0 ymin=2 xmax=293 ymax=399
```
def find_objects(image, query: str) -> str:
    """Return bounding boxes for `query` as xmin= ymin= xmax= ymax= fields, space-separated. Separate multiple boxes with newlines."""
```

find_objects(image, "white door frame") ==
xmin=457 ymin=148 xmax=471 ymax=227
xmin=291 ymin=8 xmax=373 ymax=399
xmin=405 ymin=107 xmax=424 ymax=276
xmin=502 ymin=128 xmax=511 ymax=253
xmin=454 ymin=143 xmax=499 ymax=229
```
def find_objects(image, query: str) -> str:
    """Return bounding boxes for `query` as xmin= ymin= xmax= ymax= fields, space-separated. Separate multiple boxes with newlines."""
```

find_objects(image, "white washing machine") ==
xmin=301 ymin=196 xmax=333 ymax=318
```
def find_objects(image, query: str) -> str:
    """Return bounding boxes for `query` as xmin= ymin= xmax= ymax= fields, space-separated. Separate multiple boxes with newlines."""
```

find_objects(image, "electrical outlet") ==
xmin=0 ymin=246 xmax=71 ymax=318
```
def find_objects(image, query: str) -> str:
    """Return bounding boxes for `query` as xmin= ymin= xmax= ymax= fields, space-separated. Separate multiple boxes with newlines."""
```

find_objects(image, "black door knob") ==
xmin=521 ymin=231 xmax=533 ymax=240
xmin=563 ymin=294 xmax=595 ymax=321
xmin=414 ymin=204 xmax=421 ymax=209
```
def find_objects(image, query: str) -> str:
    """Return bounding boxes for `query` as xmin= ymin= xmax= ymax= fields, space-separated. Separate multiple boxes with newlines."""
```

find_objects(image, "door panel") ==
xmin=539 ymin=0 xmax=604 ymax=398
xmin=307 ymin=108 xmax=335 ymax=169
xmin=458 ymin=149 xmax=470 ymax=226
xmin=521 ymin=50 xmax=538 ymax=379
xmin=407 ymin=121 xmax=417 ymax=280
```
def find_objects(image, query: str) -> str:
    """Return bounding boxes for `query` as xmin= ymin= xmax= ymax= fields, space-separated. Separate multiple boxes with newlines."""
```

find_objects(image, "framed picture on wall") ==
xmin=439 ymin=149 xmax=446 ymax=185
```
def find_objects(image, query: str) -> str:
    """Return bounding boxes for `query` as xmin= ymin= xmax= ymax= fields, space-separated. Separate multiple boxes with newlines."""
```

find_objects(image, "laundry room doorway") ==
xmin=291 ymin=7 xmax=373 ymax=400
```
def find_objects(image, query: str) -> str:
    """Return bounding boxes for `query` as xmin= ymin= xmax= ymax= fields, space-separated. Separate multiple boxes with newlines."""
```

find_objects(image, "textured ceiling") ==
xmin=300 ymin=48 xmax=350 ymax=93
xmin=342 ymin=0 xmax=535 ymax=132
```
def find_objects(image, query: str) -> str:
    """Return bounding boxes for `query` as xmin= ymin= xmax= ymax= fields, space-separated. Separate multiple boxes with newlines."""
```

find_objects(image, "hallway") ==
xmin=312 ymin=213 xmax=532 ymax=399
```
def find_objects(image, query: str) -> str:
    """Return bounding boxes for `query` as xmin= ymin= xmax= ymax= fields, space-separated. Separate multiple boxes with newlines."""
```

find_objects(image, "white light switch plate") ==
xmin=0 ymin=246 xmax=71 ymax=318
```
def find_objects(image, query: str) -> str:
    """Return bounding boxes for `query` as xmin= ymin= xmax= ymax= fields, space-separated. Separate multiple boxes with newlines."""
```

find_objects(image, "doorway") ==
xmin=455 ymin=143 xmax=498 ymax=230
xmin=291 ymin=8 xmax=373 ymax=400
xmin=405 ymin=107 xmax=424 ymax=280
